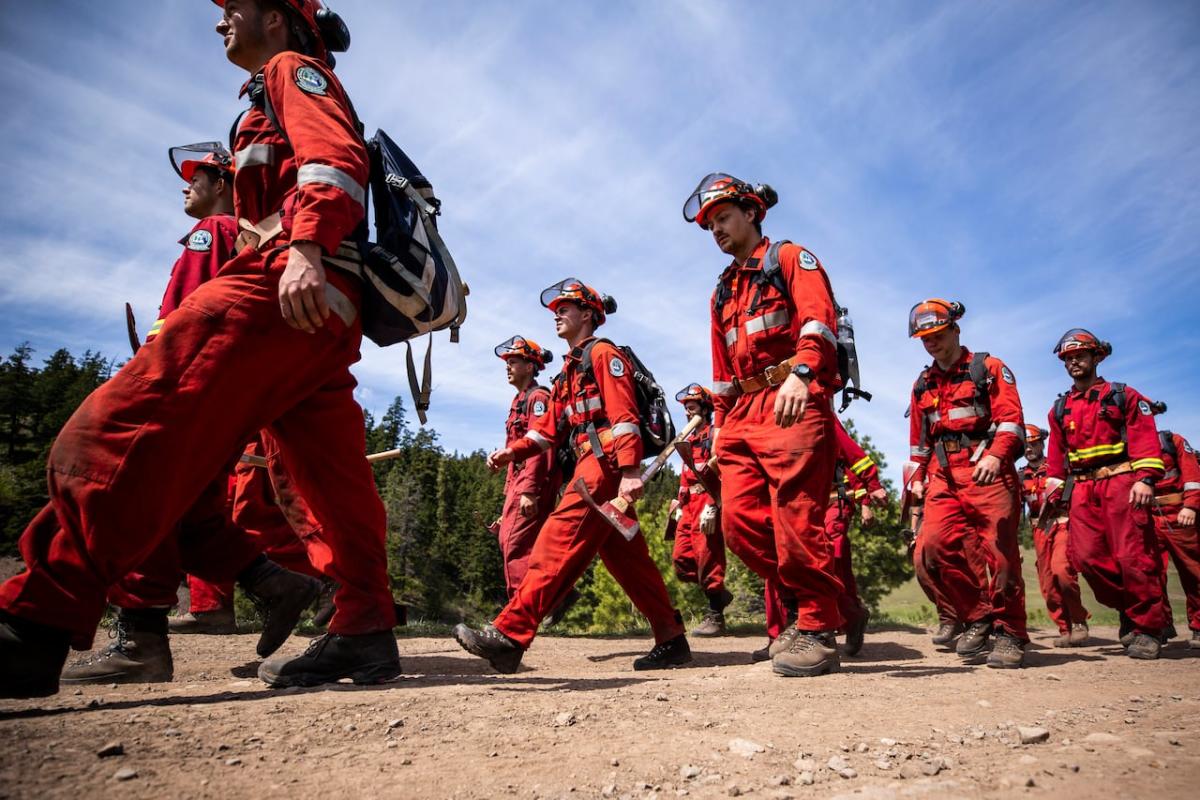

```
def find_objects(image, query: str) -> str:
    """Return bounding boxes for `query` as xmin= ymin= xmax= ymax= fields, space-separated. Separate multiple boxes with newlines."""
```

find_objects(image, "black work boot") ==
xmin=0 ymin=612 xmax=71 ymax=699
xmin=633 ymin=634 xmax=693 ymax=670
xmin=1118 ymin=611 xmax=1135 ymax=647
xmin=931 ymin=620 xmax=963 ymax=647
xmin=545 ymin=588 xmax=582 ymax=628
xmin=751 ymin=642 xmax=772 ymax=663
xmin=168 ymin=608 xmax=237 ymax=635
xmin=311 ymin=580 xmax=338 ymax=629
xmin=259 ymin=630 xmax=401 ymax=687
xmin=772 ymin=631 xmax=840 ymax=677
xmin=1189 ymin=629 xmax=1200 ymax=650
xmin=1160 ymin=621 xmax=1178 ymax=644
xmin=843 ymin=608 xmax=870 ymax=657
xmin=453 ymin=623 xmax=524 ymax=674
xmin=238 ymin=556 xmax=322 ymax=658
xmin=61 ymin=609 xmax=173 ymax=685
xmin=956 ymin=619 xmax=993 ymax=661
xmin=1125 ymin=632 xmax=1161 ymax=660
xmin=986 ymin=631 xmax=1026 ymax=669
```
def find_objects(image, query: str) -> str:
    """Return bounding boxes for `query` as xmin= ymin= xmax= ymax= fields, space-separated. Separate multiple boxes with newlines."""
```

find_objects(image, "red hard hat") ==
xmin=540 ymin=278 xmax=616 ymax=326
xmin=494 ymin=335 xmax=552 ymax=369
xmin=908 ymin=298 xmax=965 ymax=339
xmin=1053 ymin=328 xmax=1112 ymax=360
xmin=1024 ymin=424 xmax=1047 ymax=444
xmin=683 ymin=173 xmax=768 ymax=228
xmin=212 ymin=0 xmax=348 ymax=65
xmin=675 ymin=383 xmax=714 ymax=409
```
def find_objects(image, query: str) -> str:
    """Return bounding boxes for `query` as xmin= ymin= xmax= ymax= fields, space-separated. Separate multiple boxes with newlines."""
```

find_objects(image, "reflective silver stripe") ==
xmin=712 ymin=381 xmax=736 ymax=396
xmin=745 ymin=309 xmax=790 ymax=336
xmin=996 ymin=422 xmax=1025 ymax=439
xmin=573 ymin=397 xmax=602 ymax=414
xmin=525 ymin=430 xmax=552 ymax=451
xmin=323 ymin=280 xmax=357 ymax=326
xmin=911 ymin=446 xmax=931 ymax=457
xmin=724 ymin=328 xmax=738 ymax=346
xmin=1184 ymin=482 xmax=1200 ymax=491
xmin=798 ymin=319 xmax=836 ymax=345
xmin=611 ymin=422 xmax=640 ymax=438
xmin=1162 ymin=469 xmax=1179 ymax=480
xmin=925 ymin=411 xmax=941 ymax=424
xmin=297 ymin=163 xmax=366 ymax=207
xmin=235 ymin=144 xmax=274 ymax=169
xmin=946 ymin=406 xmax=983 ymax=421
xmin=1045 ymin=477 xmax=1064 ymax=492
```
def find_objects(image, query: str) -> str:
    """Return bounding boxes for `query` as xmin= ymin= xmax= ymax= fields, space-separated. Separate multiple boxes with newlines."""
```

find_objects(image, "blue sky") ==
xmin=1 ymin=1 xmax=1197 ymax=487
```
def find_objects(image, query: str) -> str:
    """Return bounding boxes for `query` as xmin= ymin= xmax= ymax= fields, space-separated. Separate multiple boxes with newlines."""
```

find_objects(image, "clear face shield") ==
xmin=169 ymin=142 xmax=233 ymax=183
xmin=539 ymin=278 xmax=589 ymax=310
xmin=907 ymin=303 xmax=952 ymax=338
xmin=682 ymin=172 xmax=743 ymax=223
xmin=494 ymin=335 xmax=531 ymax=359
xmin=675 ymin=383 xmax=706 ymax=403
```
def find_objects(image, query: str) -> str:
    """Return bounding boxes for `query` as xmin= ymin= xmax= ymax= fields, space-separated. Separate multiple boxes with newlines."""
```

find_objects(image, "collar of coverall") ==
xmin=1066 ymin=376 xmax=1110 ymax=399
xmin=564 ymin=336 xmax=600 ymax=365
xmin=719 ymin=235 xmax=771 ymax=277
xmin=927 ymin=346 xmax=973 ymax=376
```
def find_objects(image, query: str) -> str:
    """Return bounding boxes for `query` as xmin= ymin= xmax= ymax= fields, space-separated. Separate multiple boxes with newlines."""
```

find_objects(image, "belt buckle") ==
xmin=943 ymin=440 xmax=962 ymax=454
xmin=765 ymin=363 xmax=788 ymax=387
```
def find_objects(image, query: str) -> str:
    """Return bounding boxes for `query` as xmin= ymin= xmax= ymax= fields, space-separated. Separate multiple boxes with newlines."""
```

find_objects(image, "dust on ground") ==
xmin=1 ymin=626 xmax=1197 ymax=800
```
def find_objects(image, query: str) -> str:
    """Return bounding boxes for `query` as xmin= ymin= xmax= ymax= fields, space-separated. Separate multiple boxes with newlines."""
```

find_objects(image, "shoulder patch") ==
xmin=294 ymin=65 xmax=328 ymax=96
xmin=608 ymin=357 xmax=626 ymax=378
xmin=186 ymin=229 xmax=213 ymax=252
xmin=798 ymin=249 xmax=819 ymax=270
xmin=1137 ymin=400 xmax=1151 ymax=416
xmin=532 ymin=400 xmax=547 ymax=417
xmin=1000 ymin=365 xmax=1015 ymax=385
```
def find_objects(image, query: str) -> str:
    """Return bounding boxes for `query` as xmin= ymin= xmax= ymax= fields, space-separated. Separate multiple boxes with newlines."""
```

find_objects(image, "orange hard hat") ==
xmin=494 ymin=335 xmax=552 ymax=369
xmin=1024 ymin=424 xmax=1048 ymax=444
xmin=212 ymin=0 xmax=349 ymax=65
xmin=539 ymin=278 xmax=616 ymax=326
xmin=908 ymin=298 xmax=965 ymax=339
xmin=682 ymin=173 xmax=774 ymax=228
xmin=675 ymin=383 xmax=714 ymax=408
xmin=170 ymin=142 xmax=233 ymax=183
xmin=1054 ymin=328 xmax=1112 ymax=360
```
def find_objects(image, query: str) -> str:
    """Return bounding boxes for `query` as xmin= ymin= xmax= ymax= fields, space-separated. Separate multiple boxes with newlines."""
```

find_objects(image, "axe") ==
xmin=676 ymin=440 xmax=721 ymax=506
xmin=124 ymin=303 xmax=142 ymax=355
xmin=574 ymin=415 xmax=703 ymax=541
xmin=239 ymin=446 xmax=407 ymax=469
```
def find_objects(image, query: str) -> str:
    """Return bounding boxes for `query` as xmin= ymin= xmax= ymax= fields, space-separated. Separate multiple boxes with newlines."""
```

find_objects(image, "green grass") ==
xmin=875 ymin=547 xmax=1190 ymax=630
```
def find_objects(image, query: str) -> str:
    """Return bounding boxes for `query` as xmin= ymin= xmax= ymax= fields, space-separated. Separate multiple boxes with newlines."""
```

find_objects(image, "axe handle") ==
xmin=639 ymin=415 xmax=703 ymax=483
xmin=241 ymin=446 xmax=406 ymax=470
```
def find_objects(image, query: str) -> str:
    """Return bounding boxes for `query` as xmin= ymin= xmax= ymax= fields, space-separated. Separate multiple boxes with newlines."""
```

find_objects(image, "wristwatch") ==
xmin=1138 ymin=476 xmax=1156 ymax=487
xmin=790 ymin=363 xmax=814 ymax=381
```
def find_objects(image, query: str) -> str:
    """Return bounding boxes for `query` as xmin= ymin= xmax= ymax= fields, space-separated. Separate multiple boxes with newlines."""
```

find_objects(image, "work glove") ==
xmin=699 ymin=503 xmax=718 ymax=536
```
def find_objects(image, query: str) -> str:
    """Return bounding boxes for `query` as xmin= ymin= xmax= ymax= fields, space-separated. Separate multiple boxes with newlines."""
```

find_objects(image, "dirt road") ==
xmin=1 ymin=627 xmax=1196 ymax=799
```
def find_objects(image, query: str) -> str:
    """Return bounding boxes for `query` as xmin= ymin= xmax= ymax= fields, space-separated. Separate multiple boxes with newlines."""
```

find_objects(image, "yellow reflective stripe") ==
xmin=1067 ymin=442 xmax=1126 ymax=461
xmin=1131 ymin=458 xmax=1164 ymax=471
xmin=852 ymin=488 xmax=867 ymax=499
xmin=850 ymin=456 xmax=874 ymax=475
xmin=148 ymin=319 xmax=165 ymax=336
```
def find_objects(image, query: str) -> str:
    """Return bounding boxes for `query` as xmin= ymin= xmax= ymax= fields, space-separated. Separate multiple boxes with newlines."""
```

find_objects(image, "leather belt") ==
xmin=1073 ymin=460 xmax=1134 ymax=481
xmin=1052 ymin=516 xmax=1070 ymax=526
xmin=1155 ymin=492 xmax=1184 ymax=507
xmin=234 ymin=211 xmax=284 ymax=252
xmin=573 ymin=429 xmax=613 ymax=459
xmin=734 ymin=359 xmax=794 ymax=394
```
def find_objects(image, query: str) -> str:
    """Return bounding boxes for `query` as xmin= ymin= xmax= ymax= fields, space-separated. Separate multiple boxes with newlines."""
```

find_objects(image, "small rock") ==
xmin=1170 ymin=694 xmax=1183 ymax=701
xmin=728 ymin=738 xmax=765 ymax=758
xmin=610 ymin=758 xmax=620 ymax=767
xmin=923 ymin=762 xmax=942 ymax=776
xmin=898 ymin=762 xmax=924 ymax=780
xmin=656 ymin=693 xmax=669 ymax=702
xmin=225 ymin=758 xmax=241 ymax=766
xmin=840 ymin=742 xmax=851 ymax=752
xmin=727 ymin=784 xmax=742 ymax=797
xmin=1025 ymin=777 xmax=1037 ymax=788
xmin=767 ymin=774 xmax=790 ymax=786
xmin=554 ymin=712 xmax=577 ymax=727
xmin=679 ymin=765 xmax=701 ymax=780
xmin=97 ymin=742 xmax=124 ymax=758
xmin=1046 ymin=674 xmax=1063 ymax=682
xmin=387 ymin=719 xmax=404 ymax=729
xmin=164 ymin=728 xmax=181 ymax=737
xmin=798 ymin=772 xmax=814 ymax=786
xmin=400 ymin=758 xmax=412 ymax=765
xmin=72 ymin=689 xmax=83 ymax=696
xmin=874 ymin=758 xmax=892 ymax=770
xmin=768 ymin=792 xmax=794 ymax=800
xmin=1084 ymin=732 xmax=1122 ymax=745
xmin=113 ymin=768 xmax=137 ymax=782
xmin=343 ymin=724 xmax=357 ymax=733
xmin=977 ymin=700 xmax=992 ymax=708
xmin=855 ymin=742 xmax=870 ymax=753
xmin=879 ymin=737 xmax=897 ymax=747
xmin=793 ymin=757 xmax=817 ymax=772
xmin=601 ymin=785 xmax=616 ymax=798
xmin=1018 ymin=727 xmax=1050 ymax=745
xmin=837 ymin=768 xmax=857 ymax=779
xmin=827 ymin=755 xmax=850 ymax=772
xmin=1018 ymin=755 xmax=1038 ymax=766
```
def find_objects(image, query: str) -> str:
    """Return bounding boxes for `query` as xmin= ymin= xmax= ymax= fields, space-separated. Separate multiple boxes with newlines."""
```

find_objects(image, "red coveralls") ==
xmin=1022 ymin=461 xmax=1089 ymax=633
xmin=497 ymin=384 xmax=561 ymax=598
xmin=493 ymin=338 xmax=684 ymax=648
xmin=711 ymin=238 xmax=842 ymax=633
xmin=1046 ymin=380 xmax=1166 ymax=634
xmin=1152 ymin=431 xmax=1200 ymax=633
xmin=827 ymin=420 xmax=883 ymax=628
xmin=671 ymin=419 xmax=725 ymax=594
xmin=0 ymin=51 xmax=394 ymax=648
xmin=909 ymin=349 xmax=1028 ymax=640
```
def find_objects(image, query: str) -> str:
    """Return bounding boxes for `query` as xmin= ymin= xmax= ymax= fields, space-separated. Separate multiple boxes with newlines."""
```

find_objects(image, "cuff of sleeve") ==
xmin=289 ymin=215 xmax=344 ymax=256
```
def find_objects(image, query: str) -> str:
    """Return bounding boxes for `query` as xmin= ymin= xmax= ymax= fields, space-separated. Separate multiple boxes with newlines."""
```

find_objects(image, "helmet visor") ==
xmin=540 ymin=278 xmax=589 ymax=310
xmin=170 ymin=141 xmax=233 ymax=182
xmin=908 ymin=302 xmax=952 ymax=338
xmin=683 ymin=172 xmax=746 ymax=223
xmin=494 ymin=335 xmax=529 ymax=359
xmin=675 ymin=383 xmax=706 ymax=403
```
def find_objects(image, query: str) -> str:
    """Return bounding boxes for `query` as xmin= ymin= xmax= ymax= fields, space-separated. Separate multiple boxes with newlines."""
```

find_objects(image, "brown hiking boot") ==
xmin=931 ymin=621 xmax=963 ymax=647
xmin=240 ymin=560 xmax=322 ymax=658
xmin=61 ymin=613 xmax=173 ymax=684
xmin=1068 ymin=622 xmax=1089 ymax=646
xmin=453 ymin=623 xmax=524 ymax=674
xmin=772 ymin=631 xmax=840 ymax=678
xmin=691 ymin=609 xmax=727 ymax=637
xmin=168 ymin=608 xmax=236 ymax=635
xmin=1052 ymin=630 xmax=1071 ymax=648
xmin=956 ymin=620 xmax=993 ymax=661
xmin=843 ymin=608 xmax=869 ymax=657
xmin=1118 ymin=612 xmax=1135 ymax=646
xmin=986 ymin=632 xmax=1025 ymax=669
xmin=0 ymin=613 xmax=71 ymax=699
xmin=1189 ymin=629 xmax=1200 ymax=650
xmin=1125 ymin=632 xmax=1161 ymax=660
xmin=768 ymin=625 xmax=802 ymax=658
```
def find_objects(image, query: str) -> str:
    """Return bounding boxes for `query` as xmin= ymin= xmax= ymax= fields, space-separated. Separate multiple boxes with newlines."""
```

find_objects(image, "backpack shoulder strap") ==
xmin=763 ymin=239 xmax=791 ymax=294
xmin=1053 ymin=392 xmax=1068 ymax=429
xmin=968 ymin=352 xmax=993 ymax=418
xmin=1159 ymin=430 xmax=1176 ymax=459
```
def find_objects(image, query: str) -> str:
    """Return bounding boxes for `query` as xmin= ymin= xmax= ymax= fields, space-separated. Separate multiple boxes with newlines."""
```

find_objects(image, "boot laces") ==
xmin=645 ymin=639 xmax=675 ymax=660
xmin=302 ymin=634 xmax=331 ymax=657
xmin=790 ymin=632 xmax=828 ymax=653
xmin=700 ymin=609 xmax=723 ymax=625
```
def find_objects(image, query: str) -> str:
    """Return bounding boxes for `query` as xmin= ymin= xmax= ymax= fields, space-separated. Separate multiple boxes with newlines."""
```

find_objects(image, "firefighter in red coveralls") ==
xmin=454 ymin=280 xmax=689 ymax=673
xmin=668 ymin=384 xmax=733 ymax=636
xmin=828 ymin=418 xmax=887 ymax=656
xmin=1022 ymin=424 xmax=1090 ymax=647
xmin=1146 ymin=403 xmax=1200 ymax=649
xmin=56 ymin=144 xmax=323 ymax=685
xmin=907 ymin=298 xmax=1029 ymax=668
xmin=492 ymin=336 xmax=563 ymax=600
xmin=1044 ymin=328 xmax=1166 ymax=660
xmin=684 ymin=173 xmax=844 ymax=678
xmin=0 ymin=0 xmax=401 ymax=698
